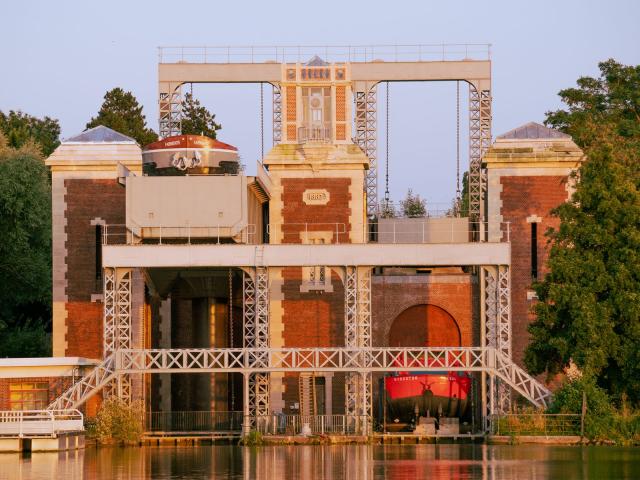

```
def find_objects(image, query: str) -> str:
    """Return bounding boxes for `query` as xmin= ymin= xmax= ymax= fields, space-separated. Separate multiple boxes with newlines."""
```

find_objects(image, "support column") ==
xmin=103 ymin=267 xmax=132 ymax=403
xmin=344 ymin=267 xmax=358 ymax=417
xmin=159 ymin=82 xmax=183 ymax=139
xmin=243 ymin=268 xmax=270 ymax=423
xmin=272 ymin=85 xmax=282 ymax=145
xmin=355 ymin=83 xmax=378 ymax=217
xmin=482 ymin=265 xmax=511 ymax=417
xmin=469 ymin=84 xmax=492 ymax=239
xmin=344 ymin=266 xmax=372 ymax=432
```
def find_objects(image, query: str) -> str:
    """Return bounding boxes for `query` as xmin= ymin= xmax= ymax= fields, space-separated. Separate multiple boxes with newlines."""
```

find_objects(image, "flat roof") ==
xmin=0 ymin=357 xmax=98 ymax=367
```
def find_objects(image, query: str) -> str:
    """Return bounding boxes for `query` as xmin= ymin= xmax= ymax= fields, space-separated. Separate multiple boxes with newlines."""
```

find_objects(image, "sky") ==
xmin=1 ymin=0 xmax=639 ymax=207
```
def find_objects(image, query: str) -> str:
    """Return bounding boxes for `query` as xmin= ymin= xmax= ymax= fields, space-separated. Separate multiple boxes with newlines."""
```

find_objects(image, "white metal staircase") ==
xmin=46 ymin=354 xmax=117 ymax=411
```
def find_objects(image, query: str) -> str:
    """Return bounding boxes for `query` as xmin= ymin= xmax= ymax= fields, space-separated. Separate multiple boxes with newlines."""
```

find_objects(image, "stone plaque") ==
xmin=303 ymin=189 xmax=330 ymax=205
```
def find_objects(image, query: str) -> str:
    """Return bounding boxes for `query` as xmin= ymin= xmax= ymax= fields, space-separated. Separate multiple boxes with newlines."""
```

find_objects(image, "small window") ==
xmin=9 ymin=382 xmax=49 ymax=410
xmin=95 ymin=225 xmax=103 ymax=282
xmin=531 ymin=223 xmax=538 ymax=281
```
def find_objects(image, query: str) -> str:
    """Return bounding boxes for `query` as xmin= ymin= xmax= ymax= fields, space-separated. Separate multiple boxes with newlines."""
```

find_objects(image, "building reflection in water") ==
xmin=5 ymin=443 xmax=640 ymax=480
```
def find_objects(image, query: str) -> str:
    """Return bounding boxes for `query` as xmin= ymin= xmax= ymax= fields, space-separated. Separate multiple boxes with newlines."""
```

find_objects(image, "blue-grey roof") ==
xmin=64 ymin=125 xmax=137 ymax=143
xmin=306 ymin=55 xmax=329 ymax=66
xmin=497 ymin=122 xmax=570 ymax=140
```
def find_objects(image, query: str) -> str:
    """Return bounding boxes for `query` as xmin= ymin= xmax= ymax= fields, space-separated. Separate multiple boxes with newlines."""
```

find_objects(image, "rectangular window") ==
xmin=314 ymin=376 xmax=326 ymax=415
xmin=531 ymin=222 xmax=538 ymax=281
xmin=9 ymin=382 xmax=49 ymax=410
xmin=95 ymin=225 xmax=103 ymax=283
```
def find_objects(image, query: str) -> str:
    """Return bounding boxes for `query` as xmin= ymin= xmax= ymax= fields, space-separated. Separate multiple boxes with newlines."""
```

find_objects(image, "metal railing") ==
xmin=254 ymin=414 xmax=369 ymax=436
xmin=488 ymin=414 xmax=582 ymax=437
xmin=146 ymin=411 xmax=243 ymax=433
xmin=103 ymin=223 xmax=257 ymax=246
xmin=158 ymin=44 xmax=491 ymax=64
xmin=102 ymin=221 xmax=509 ymax=246
xmin=0 ymin=410 xmax=83 ymax=437
xmin=267 ymin=223 xmax=348 ymax=243
xmin=298 ymin=125 xmax=332 ymax=143
xmin=372 ymin=220 xmax=510 ymax=244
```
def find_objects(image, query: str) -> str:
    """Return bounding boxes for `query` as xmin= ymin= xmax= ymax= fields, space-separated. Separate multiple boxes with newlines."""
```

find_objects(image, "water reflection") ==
xmin=1 ymin=444 xmax=639 ymax=480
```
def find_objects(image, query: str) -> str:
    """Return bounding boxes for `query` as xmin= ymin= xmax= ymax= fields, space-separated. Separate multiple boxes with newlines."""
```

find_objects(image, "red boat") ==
xmin=385 ymin=372 xmax=471 ymax=421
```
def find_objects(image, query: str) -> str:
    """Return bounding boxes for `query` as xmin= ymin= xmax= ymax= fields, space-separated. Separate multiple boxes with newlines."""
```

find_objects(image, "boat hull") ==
xmin=385 ymin=372 xmax=471 ymax=421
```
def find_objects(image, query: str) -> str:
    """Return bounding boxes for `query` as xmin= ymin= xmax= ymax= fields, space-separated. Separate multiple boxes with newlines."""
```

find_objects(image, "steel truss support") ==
xmin=159 ymin=84 xmax=183 ymax=139
xmin=49 ymin=345 xmax=552 ymax=411
xmin=483 ymin=266 xmax=512 ymax=415
xmin=243 ymin=268 xmax=270 ymax=419
xmin=272 ymin=85 xmax=282 ymax=145
xmin=355 ymin=84 xmax=378 ymax=217
xmin=344 ymin=267 xmax=372 ymax=433
xmin=468 ymin=84 xmax=492 ymax=236
xmin=103 ymin=268 xmax=132 ymax=403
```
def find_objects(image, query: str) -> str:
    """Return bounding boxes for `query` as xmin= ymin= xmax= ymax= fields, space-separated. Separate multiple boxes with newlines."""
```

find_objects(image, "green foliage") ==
xmin=548 ymin=376 xmax=640 ymax=444
xmin=400 ymin=189 xmax=427 ymax=218
xmin=548 ymin=376 xmax=613 ymax=440
xmin=180 ymin=93 xmax=222 ymax=138
xmin=86 ymin=87 xmax=157 ymax=146
xmin=379 ymin=199 xmax=397 ymax=218
xmin=0 ymin=135 xmax=52 ymax=357
xmin=88 ymin=398 xmax=143 ymax=444
xmin=448 ymin=171 xmax=469 ymax=217
xmin=240 ymin=430 xmax=264 ymax=446
xmin=0 ymin=110 xmax=60 ymax=157
xmin=0 ymin=319 xmax=50 ymax=357
xmin=525 ymin=59 xmax=640 ymax=404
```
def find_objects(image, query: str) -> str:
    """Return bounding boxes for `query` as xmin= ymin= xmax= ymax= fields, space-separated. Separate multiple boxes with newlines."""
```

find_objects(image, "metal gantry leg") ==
xmin=344 ymin=267 xmax=358 ymax=418
xmin=103 ymin=267 xmax=132 ymax=403
xmin=159 ymin=84 xmax=183 ymax=139
xmin=344 ymin=267 xmax=372 ymax=434
xmin=243 ymin=268 xmax=270 ymax=422
xmin=483 ymin=266 xmax=511 ymax=416
xmin=355 ymin=84 xmax=378 ymax=217
xmin=272 ymin=85 xmax=282 ymax=145
xmin=468 ymin=85 xmax=492 ymax=237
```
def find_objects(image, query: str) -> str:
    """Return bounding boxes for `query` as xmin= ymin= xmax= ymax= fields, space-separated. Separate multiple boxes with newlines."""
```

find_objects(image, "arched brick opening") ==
xmin=388 ymin=304 xmax=461 ymax=347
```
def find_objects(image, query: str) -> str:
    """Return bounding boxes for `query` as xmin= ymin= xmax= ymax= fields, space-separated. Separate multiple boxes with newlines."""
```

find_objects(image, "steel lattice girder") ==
xmin=344 ymin=267 xmax=372 ymax=418
xmin=355 ymin=86 xmax=378 ymax=217
xmin=159 ymin=86 xmax=183 ymax=139
xmin=468 ymin=86 xmax=492 ymax=226
xmin=272 ymin=85 xmax=282 ymax=145
xmin=483 ymin=265 xmax=512 ymax=414
xmin=111 ymin=347 xmax=551 ymax=408
xmin=102 ymin=268 xmax=133 ymax=404
xmin=243 ymin=268 xmax=270 ymax=417
xmin=47 ymin=346 xmax=551 ymax=411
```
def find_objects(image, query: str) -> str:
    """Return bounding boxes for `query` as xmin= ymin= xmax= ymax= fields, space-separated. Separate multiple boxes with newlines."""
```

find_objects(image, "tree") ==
xmin=86 ymin=88 xmax=157 ymax=146
xmin=448 ymin=171 xmax=469 ymax=217
xmin=0 ymin=110 xmax=60 ymax=156
xmin=180 ymin=93 xmax=221 ymax=138
xmin=401 ymin=189 xmax=427 ymax=218
xmin=0 ymin=134 xmax=52 ymax=356
xmin=524 ymin=60 xmax=640 ymax=404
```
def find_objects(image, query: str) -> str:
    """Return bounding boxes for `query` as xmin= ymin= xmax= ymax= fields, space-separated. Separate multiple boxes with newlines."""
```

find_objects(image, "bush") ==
xmin=400 ymin=189 xmax=427 ymax=218
xmin=548 ymin=375 xmax=614 ymax=441
xmin=240 ymin=430 xmax=264 ymax=446
xmin=88 ymin=398 xmax=143 ymax=444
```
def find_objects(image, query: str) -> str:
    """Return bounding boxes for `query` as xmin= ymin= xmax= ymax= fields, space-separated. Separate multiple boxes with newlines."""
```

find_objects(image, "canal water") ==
xmin=1 ymin=444 xmax=639 ymax=479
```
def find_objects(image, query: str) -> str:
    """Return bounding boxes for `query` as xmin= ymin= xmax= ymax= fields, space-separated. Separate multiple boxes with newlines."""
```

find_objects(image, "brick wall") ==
xmin=371 ymin=273 xmax=477 ymax=348
xmin=281 ymin=178 xmax=352 ymax=243
xmin=281 ymin=267 xmax=345 ymax=413
xmin=500 ymin=175 xmax=567 ymax=366
xmin=64 ymin=178 xmax=126 ymax=359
